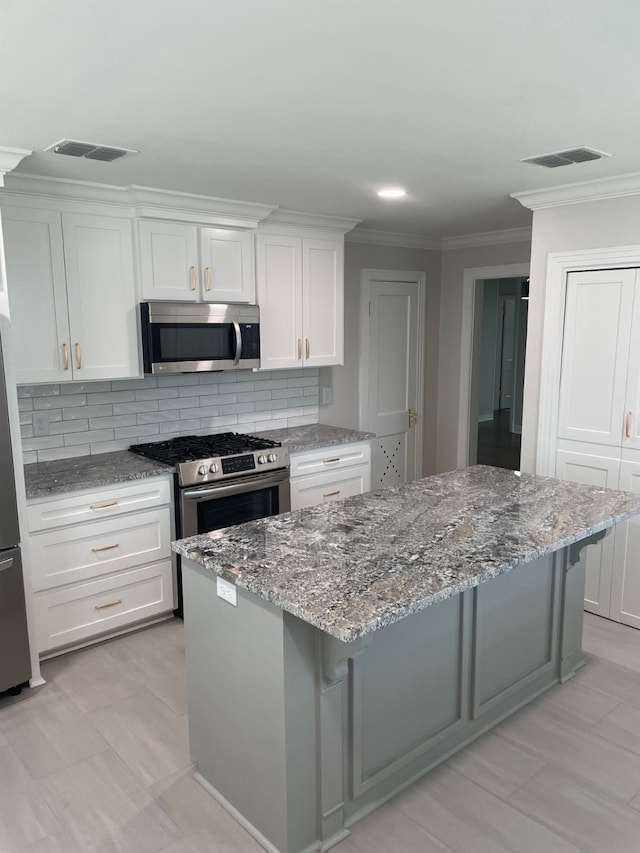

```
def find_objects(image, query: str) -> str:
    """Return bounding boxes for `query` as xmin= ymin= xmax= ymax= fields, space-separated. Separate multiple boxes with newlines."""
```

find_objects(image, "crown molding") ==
xmin=0 ymin=148 xmax=32 ymax=184
xmin=263 ymin=208 xmax=361 ymax=234
xmin=346 ymin=227 xmax=441 ymax=251
xmin=441 ymin=226 xmax=531 ymax=250
xmin=511 ymin=172 xmax=640 ymax=211
xmin=2 ymin=173 xmax=278 ymax=227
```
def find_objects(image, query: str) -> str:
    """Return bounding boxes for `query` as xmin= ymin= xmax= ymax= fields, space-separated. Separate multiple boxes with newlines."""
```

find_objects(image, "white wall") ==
xmin=520 ymin=195 xmax=640 ymax=473
xmin=319 ymin=240 xmax=441 ymax=475
xmin=437 ymin=241 xmax=532 ymax=473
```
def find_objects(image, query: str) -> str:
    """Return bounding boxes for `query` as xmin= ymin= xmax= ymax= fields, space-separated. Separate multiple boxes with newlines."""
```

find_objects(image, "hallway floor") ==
xmin=0 ymin=613 xmax=639 ymax=851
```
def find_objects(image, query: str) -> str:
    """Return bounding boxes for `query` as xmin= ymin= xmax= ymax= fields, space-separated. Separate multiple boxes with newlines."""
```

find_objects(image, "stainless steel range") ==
xmin=129 ymin=432 xmax=290 ymax=616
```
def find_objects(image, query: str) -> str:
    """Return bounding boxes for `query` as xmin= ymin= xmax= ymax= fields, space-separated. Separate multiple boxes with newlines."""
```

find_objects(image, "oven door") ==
xmin=180 ymin=468 xmax=290 ymax=539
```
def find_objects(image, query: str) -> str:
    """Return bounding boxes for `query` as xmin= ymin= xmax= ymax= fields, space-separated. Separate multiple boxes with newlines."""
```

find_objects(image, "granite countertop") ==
xmin=256 ymin=424 xmax=374 ymax=454
xmin=173 ymin=465 xmax=640 ymax=643
xmin=23 ymin=425 xmax=373 ymax=498
xmin=24 ymin=451 xmax=172 ymax=500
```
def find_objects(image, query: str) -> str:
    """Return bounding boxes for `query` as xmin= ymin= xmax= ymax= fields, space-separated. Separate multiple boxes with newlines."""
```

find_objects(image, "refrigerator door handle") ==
xmin=0 ymin=556 xmax=14 ymax=572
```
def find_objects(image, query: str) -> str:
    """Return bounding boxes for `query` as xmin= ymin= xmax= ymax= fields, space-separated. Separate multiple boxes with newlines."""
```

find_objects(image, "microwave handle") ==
xmin=232 ymin=321 xmax=242 ymax=366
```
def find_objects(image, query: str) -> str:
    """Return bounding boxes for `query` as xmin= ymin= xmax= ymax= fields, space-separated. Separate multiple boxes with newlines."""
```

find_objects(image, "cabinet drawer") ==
xmin=34 ymin=560 xmax=174 ymax=654
xmin=30 ymin=507 xmax=172 ymax=591
xmin=290 ymin=464 xmax=371 ymax=511
xmin=290 ymin=442 xmax=371 ymax=478
xmin=27 ymin=478 xmax=172 ymax=532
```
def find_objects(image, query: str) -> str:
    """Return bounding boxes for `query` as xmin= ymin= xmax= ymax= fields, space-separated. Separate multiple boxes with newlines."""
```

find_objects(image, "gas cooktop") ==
xmin=129 ymin=432 xmax=289 ymax=487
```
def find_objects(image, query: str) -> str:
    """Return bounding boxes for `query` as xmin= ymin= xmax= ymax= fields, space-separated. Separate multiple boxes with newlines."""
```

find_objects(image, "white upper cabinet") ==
xmin=2 ymin=206 xmax=139 ymax=384
xmin=302 ymin=238 xmax=344 ymax=367
xmin=138 ymin=220 xmax=255 ymax=303
xmin=256 ymin=232 xmax=344 ymax=370
xmin=2 ymin=208 xmax=71 ymax=384
xmin=255 ymin=234 xmax=303 ymax=369
xmin=138 ymin=220 xmax=199 ymax=301
xmin=61 ymin=214 xmax=138 ymax=381
xmin=199 ymin=227 xmax=254 ymax=303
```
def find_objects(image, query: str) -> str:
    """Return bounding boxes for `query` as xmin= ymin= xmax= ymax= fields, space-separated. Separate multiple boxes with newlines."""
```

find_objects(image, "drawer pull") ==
xmin=75 ymin=342 xmax=82 ymax=370
xmin=95 ymin=598 xmax=122 ymax=611
xmin=189 ymin=265 xmax=197 ymax=291
xmin=91 ymin=543 xmax=120 ymax=553
xmin=323 ymin=457 xmax=340 ymax=464
xmin=205 ymin=267 xmax=212 ymax=291
xmin=323 ymin=490 xmax=340 ymax=498
xmin=89 ymin=500 xmax=118 ymax=510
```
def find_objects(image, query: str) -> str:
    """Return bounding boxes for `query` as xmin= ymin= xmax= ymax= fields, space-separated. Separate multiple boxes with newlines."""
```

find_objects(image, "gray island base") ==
xmin=175 ymin=467 xmax=640 ymax=853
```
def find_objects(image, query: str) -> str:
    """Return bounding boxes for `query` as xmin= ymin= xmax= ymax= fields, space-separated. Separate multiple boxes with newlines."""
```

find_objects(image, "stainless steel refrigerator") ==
xmin=0 ymin=332 xmax=31 ymax=694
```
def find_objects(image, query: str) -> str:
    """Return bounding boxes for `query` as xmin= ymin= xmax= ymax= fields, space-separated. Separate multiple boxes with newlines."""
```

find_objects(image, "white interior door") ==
xmin=361 ymin=271 xmax=424 ymax=489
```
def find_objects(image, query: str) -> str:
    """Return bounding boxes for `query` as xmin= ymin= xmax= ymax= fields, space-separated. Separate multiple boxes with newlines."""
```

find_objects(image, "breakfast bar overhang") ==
xmin=173 ymin=466 xmax=640 ymax=853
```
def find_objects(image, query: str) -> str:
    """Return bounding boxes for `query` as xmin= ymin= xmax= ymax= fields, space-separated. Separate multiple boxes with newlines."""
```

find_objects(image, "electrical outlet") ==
xmin=216 ymin=576 xmax=237 ymax=607
xmin=33 ymin=412 xmax=50 ymax=436
xmin=321 ymin=386 xmax=332 ymax=405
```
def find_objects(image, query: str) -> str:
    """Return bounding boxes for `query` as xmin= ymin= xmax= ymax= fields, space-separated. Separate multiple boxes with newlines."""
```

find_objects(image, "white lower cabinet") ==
xmin=27 ymin=477 xmax=175 ymax=655
xmin=290 ymin=442 xmax=371 ymax=511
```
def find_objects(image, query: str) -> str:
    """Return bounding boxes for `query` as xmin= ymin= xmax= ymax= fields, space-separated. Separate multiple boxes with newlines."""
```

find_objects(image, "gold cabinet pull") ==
xmin=626 ymin=411 xmax=633 ymax=439
xmin=297 ymin=338 xmax=302 ymax=360
xmin=305 ymin=338 xmax=310 ymax=359
xmin=75 ymin=342 xmax=82 ymax=369
xmin=205 ymin=267 xmax=212 ymax=291
xmin=91 ymin=543 xmax=120 ymax=553
xmin=323 ymin=457 xmax=340 ymax=464
xmin=323 ymin=490 xmax=340 ymax=498
xmin=408 ymin=407 xmax=416 ymax=428
xmin=62 ymin=342 xmax=69 ymax=370
xmin=95 ymin=598 xmax=122 ymax=611
xmin=89 ymin=500 xmax=118 ymax=510
xmin=189 ymin=265 xmax=197 ymax=291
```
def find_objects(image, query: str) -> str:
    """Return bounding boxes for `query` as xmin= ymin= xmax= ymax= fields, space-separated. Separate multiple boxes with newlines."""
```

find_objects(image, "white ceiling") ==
xmin=2 ymin=0 xmax=640 ymax=238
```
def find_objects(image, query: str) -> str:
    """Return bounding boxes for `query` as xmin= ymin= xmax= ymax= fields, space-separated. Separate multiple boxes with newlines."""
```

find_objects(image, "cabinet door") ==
xmin=555 ymin=448 xmax=619 ymax=616
xmin=622 ymin=271 xmax=640 ymax=450
xmin=138 ymin=220 xmax=199 ymax=301
xmin=610 ymin=459 xmax=640 ymax=629
xmin=62 ymin=214 xmax=139 ymax=380
xmin=557 ymin=269 xmax=634 ymax=446
xmin=290 ymin=464 xmax=370 ymax=511
xmin=302 ymin=238 xmax=344 ymax=366
xmin=255 ymin=233 xmax=303 ymax=369
xmin=199 ymin=227 xmax=254 ymax=303
xmin=2 ymin=207 xmax=71 ymax=383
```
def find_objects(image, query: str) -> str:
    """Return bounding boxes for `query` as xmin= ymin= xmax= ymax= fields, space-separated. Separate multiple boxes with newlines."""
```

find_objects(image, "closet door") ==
xmin=557 ymin=269 xmax=635 ymax=449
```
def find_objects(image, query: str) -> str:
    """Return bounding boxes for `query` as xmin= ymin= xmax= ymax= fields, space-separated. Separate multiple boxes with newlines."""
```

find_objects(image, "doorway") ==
xmin=359 ymin=269 xmax=425 ymax=488
xmin=475 ymin=278 xmax=528 ymax=470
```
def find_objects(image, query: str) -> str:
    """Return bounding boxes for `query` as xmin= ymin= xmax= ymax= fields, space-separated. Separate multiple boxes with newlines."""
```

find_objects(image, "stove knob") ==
xmin=257 ymin=455 xmax=267 ymax=465
xmin=209 ymin=463 xmax=219 ymax=474
xmin=267 ymin=453 xmax=277 ymax=463
xmin=198 ymin=465 xmax=208 ymax=476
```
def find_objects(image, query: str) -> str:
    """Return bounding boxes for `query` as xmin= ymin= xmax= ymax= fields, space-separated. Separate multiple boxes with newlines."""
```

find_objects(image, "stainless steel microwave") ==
xmin=140 ymin=302 xmax=260 ymax=374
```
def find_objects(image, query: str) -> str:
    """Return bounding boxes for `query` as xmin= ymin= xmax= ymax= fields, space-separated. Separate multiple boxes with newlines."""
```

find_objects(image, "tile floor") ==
xmin=0 ymin=613 xmax=639 ymax=852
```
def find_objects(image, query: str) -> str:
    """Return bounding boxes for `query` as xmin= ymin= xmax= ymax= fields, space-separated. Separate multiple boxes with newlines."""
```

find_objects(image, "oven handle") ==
xmin=182 ymin=471 xmax=288 ymax=501
xmin=232 ymin=321 xmax=242 ymax=366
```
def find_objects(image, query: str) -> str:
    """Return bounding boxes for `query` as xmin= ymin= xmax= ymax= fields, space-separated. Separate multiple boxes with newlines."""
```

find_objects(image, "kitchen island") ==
xmin=173 ymin=466 xmax=640 ymax=853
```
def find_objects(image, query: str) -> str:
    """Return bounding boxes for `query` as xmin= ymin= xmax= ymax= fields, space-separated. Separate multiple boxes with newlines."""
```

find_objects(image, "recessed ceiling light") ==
xmin=377 ymin=187 xmax=407 ymax=199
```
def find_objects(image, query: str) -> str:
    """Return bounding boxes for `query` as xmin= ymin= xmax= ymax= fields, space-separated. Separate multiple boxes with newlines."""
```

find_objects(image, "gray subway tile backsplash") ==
xmin=19 ymin=369 xmax=320 ymax=463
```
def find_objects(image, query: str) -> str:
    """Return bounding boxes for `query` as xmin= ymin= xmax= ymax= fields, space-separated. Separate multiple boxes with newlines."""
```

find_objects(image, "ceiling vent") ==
xmin=44 ymin=139 xmax=138 ymax=162
xmin=521 ymin=147 xmax=610 ymax=168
